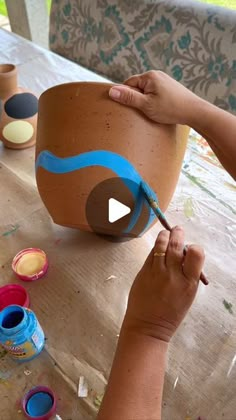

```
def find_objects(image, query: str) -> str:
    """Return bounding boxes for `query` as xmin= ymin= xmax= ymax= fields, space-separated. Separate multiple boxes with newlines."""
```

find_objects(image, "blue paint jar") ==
xmin=0 ymin=305 xmax=45 ymax=361
xmin=22 ymin=386 xmax=57 ymax=420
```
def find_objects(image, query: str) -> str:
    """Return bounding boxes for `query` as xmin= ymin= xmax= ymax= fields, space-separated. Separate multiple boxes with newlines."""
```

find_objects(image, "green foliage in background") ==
xmin=0 ymin=0 xmax=52 ymax=16
xmin=0 ymin=0 xmax=235 ymax=17
xmin=0 ymin=0 xmax=7 ymax=16
xmin=203 ymin=0 xmax=236 ymax=8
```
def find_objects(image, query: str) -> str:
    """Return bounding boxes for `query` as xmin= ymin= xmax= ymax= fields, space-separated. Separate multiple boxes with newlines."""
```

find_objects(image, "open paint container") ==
xmin=0 ymin=305 xmax=45 ymax=361
xmin=12 ymin=248 xmax=48 ymax=281
xmin=22 ymin=386 xmax=57 ymax=419
xmin=0 ymin=284 xmax=30 ymax=310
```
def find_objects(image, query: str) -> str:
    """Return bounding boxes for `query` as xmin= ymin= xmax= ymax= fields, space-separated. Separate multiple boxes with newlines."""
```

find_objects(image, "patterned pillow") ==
xmin=49 ymin=0 xmax=236 ymax=113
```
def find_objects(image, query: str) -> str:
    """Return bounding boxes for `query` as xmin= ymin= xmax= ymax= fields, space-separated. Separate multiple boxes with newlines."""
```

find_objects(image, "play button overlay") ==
xmin=86 ymin=177 xmax=151 ymax=240
xmin=108 ymin=198 xmax=131 ymax=223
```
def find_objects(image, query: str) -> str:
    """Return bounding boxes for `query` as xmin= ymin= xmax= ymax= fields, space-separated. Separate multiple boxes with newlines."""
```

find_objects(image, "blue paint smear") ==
xmin=36 ymin=150 xmax=158 ymax=234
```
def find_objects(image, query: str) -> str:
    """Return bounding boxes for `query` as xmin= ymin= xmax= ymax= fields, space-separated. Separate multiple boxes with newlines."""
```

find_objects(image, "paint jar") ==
xmin=0 ymin=284 xmax=30 ymax=310
xmin=0 ymin=305 xmax=45 ymax=361
xmin=12 ymin=248 xmax=49 ymax=282
xmin=22 ymin=386 xmax=57 ymax=420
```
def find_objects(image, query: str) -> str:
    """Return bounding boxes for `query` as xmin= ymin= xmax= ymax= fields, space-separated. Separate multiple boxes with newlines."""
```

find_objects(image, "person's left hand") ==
xmin=124 ymin=226 xmax=205 ymax=342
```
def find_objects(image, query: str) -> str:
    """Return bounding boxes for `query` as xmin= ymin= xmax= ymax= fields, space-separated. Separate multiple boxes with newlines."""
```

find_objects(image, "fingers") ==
xmin=109 ymin=85 xmax=147 ymax=110
xmin=124 ymin=71 xmax=159 ymax=92
xmin=124 ymin=74 xmax=147 ymax=91
xmin=152 ymin=230 xmax=170 ymax=270
xmin=166 ymin=226 xmax=185 ymax=267
xmin=183 ymin=245 xmax=205 ymax=281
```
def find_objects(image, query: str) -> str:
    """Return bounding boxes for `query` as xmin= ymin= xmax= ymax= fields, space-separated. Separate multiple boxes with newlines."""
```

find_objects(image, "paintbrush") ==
xmin=140 ymin=181 xmax=208 ymax=286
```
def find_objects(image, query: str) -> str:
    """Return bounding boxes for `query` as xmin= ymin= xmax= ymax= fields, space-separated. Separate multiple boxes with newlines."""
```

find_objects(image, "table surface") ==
xmin=0 ymin=28 xmax=236 ymax=420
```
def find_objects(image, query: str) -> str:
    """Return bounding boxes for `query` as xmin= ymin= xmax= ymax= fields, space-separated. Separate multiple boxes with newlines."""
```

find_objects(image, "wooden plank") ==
xmin=5 ymin=0 xmax=49 ymax=48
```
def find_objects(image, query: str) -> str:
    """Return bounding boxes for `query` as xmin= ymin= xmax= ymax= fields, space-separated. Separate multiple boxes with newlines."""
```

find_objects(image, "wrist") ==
xmin=122 ymin=312 xmax=171 ymax=346
xmin=185 ymin=95 xmax=210 ymax=129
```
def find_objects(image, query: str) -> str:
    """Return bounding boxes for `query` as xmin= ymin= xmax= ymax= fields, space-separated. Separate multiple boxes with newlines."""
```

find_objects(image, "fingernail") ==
xmin=109 ymin=88 xmax=121 ymax=100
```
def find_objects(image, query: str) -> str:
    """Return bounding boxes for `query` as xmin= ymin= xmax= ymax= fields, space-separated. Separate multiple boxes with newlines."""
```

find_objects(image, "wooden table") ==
xmin=0 ymin=28 xmax=236 ymax=420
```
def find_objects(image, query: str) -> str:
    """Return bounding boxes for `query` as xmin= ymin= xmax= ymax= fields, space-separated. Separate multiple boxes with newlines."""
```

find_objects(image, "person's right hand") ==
xmin=124 ymin=226 xmax=205 ymax=342
xmin=109 ymin=70 xmax=200 ymax=126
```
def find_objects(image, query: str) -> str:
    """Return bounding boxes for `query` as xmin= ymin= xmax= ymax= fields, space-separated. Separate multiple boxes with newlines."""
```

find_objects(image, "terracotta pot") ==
xmin=36 ymin=82 xmax=189 ymax=237
xmin=0 ymin=64 xmax=38 ymax=149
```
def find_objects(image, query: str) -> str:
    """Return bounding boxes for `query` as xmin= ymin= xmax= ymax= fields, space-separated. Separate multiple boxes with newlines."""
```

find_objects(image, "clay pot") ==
xmin=36 ymin=82 xmax=189 ymax=237
xmin=0 ymin=64 xmax=38 ymax=149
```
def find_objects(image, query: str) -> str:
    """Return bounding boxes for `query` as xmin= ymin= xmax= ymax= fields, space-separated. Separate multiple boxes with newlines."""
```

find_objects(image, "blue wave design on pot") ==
xmin=36 ymin=150 xmax=158 ymax=235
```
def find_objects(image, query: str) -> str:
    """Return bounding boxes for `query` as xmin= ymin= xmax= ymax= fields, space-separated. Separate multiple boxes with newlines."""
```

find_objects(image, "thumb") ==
xmin=109 ymin=85 xmax=146 ymax=110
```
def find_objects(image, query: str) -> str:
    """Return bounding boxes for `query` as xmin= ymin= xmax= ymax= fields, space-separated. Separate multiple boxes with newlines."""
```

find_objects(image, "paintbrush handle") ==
xmin=157 ymin=214 xmax=172 ymax=231
xmin=150 ymin=202 xmax=172 ymax=231
xmin=142 ymin=189 xmax=209 ymax=286
xmin=199 ymin=271 xmax=209 ymax=285
xmin=153 ymin=207 xmax=208 ymax=285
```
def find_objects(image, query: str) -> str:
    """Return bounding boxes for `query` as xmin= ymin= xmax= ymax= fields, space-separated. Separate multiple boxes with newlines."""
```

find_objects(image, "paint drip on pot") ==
xmin=0 ymin=305 xmax=45 ymax=361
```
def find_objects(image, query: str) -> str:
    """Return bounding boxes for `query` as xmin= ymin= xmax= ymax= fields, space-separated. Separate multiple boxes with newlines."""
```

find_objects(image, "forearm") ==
xmin=187 ymin=97 xmax=236 ymax=179
xmin=97 ymin=320 xmax=168 ymax=420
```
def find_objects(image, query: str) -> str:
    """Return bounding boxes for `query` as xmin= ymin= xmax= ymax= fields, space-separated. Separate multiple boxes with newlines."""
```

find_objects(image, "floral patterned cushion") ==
xmin=49 ymin=0 xmax=236 ymax=113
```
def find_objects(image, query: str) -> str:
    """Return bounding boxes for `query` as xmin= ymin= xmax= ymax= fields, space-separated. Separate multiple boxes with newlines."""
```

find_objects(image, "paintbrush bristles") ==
xmin=140 ymin=181 xmax=167 ymax=222
xmin=150 ymin=202 xmax=164 ymax=219
xmin=150 ymin=199 xmax=158 ymax=208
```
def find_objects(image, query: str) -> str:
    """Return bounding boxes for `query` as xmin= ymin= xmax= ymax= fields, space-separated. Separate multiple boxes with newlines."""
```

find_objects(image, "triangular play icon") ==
xmin=108 ymin=198 xmax=131 ymax=223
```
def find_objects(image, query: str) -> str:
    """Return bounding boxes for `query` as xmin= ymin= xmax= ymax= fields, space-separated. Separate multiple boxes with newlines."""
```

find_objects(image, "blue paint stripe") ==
xmin=36 ymin=150 xmax=157 ymax=234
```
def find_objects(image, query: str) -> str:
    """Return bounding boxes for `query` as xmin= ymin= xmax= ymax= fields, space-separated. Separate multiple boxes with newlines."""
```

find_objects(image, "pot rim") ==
xmin=40 ymin=81 xmax=114 ymax=99
xmin=0 ymin=63 xmax=17 ymax=77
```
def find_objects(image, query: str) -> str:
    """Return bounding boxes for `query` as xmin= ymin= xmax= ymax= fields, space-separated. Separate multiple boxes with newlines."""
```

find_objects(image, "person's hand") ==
xmin=124 ymin=226 xmax=205 ymax=342
xmin=109 ymin=70 xmax=200 ymax=125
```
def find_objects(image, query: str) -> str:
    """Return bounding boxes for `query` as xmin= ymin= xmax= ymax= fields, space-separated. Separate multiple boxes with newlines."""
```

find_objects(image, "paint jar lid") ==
xmin=22 ymin=386 xmax=57 ymax=420
xmin=0 ymin=284 xmax=30 ymax=310
xmin=12 ymin=248 xmax=49 ymax=282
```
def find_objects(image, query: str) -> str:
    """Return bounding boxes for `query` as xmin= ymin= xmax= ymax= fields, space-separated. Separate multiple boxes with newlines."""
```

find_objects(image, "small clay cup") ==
xmin=0 ymin=64 xmax=38 ymax=149
xmin=36 ymin=82 xmax=189 ymax=237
